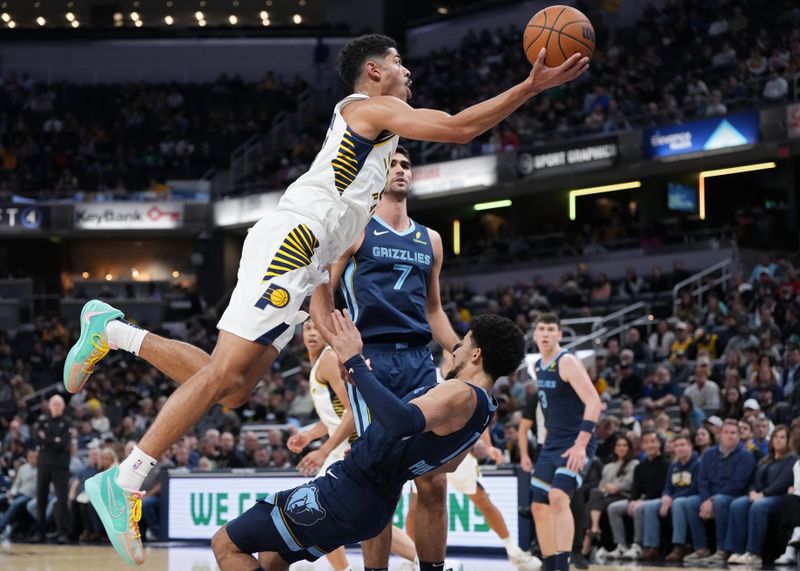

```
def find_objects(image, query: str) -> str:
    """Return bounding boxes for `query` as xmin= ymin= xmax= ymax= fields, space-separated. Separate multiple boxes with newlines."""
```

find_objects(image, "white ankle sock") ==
xmin=502 ymin=535 xmax=521 ymax=556
xmin=105 ymin=319 xmax=148 ymax=355
xmin=116 ymin=446 xmax=157 ymax=491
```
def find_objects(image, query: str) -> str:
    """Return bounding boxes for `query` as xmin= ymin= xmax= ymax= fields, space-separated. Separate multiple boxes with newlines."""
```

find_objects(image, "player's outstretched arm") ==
xmin=349 ymin=48 xmax=588 ymax=144
xmin=559 ymin=354 xmax=602 ymax=472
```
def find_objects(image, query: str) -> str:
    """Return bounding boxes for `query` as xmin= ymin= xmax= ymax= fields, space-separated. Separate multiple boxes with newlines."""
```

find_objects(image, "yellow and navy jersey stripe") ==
xmin=331 ymin=127 xmax=392 ymax=195
xmin=328 ymin=384 xmax=359 ymax=444
xmin=263 ymin=223 xmax=319 ymax=280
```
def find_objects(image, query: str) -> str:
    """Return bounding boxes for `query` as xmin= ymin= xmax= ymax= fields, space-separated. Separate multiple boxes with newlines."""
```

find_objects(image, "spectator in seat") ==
xmin=725 ymin=318 xmax=759 ymax=358
xmin=763 ymin=70 xmax=789 ymax=101
xmin=669 ymin=323 xmax=692 ymax=362
xmin=693 ymin=426 xmax=714 ymax=456
xmin=782 ymin=341 xmax=800 ymax=397
xmin=675 ymin=292 xmax=701 ymax=324
xmin=625 ymin=328 xmax=653 ymax=364
xmin=684 ymin=366 xmax=721 ymax=411
xmin=585 ymin=435 xmax=639 ymax=557
xmin=617 ymin=352 xmax=644 ymax=403
xmin=658 ymin=434 xmax=701 ymax=562
xmin=751 ymin=414 xmax=771 ymax=456
xmin=774 ymin=436 xmax=800 ymax=566
xmin=725 ymin=425 xmax=795 ymax=565
xmin=691 ymin=329 xmax=719 ymax=360
xmin=68 ymin=446 xmax=101 ymax=542
xmin=720 ymin=386 xmax=744 ymax=420
xmin=641 ymin=366 xmax=680 ymax=411
xmin=679 ymin=395 xmax=706 ymax=431
xmin=700 ymin=293 xmax=728 ymax=329
xmin=619 ymin=397 xmax=641 ymax=436
xmin=649 ymin=320 xmax=675 ymax=361
xmin=682 ymin=419 xmax=757 ymax=564
xmin=738 ymin=419 xmax=764 ymax=461
xmin=595 ymin=415 xmax=622 ymax=463
xmin=606 ymin=430 xmax=671 ymax=560
xmin=0 ymin=449 xmax=37 ymax=539
xmin=216 ymin=432 xmax=247 ymax=468
xmin=671 ymin=350 xmax=692 ymax=385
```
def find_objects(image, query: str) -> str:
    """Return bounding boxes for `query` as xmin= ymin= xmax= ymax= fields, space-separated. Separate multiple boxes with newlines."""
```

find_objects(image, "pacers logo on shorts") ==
xmin=256 ymin=284 xmax=290 ymax=309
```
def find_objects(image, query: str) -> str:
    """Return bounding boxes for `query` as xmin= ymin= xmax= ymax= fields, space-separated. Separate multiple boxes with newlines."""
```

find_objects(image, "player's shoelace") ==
xmin=128 ymin=492 xmax=143 ymax=540
xmin=82 ymin=334 xmax=110 ymax=374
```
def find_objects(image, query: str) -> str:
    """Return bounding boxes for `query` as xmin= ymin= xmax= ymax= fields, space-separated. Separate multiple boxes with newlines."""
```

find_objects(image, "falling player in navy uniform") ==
xmin=530 ymin=313 xmax=602 ymax=571
xmin=310 ymin=145 xmax=470 ymax=571
xmin=211 ymin=311 xmax=525 ymax=571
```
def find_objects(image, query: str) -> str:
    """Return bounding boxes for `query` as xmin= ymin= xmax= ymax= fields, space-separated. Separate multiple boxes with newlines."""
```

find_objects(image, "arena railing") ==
xmin=672 ymin=257 xmax=737 ymax=314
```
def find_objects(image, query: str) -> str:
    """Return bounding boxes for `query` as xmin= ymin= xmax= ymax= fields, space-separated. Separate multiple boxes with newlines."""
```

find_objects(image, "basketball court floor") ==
xmin=0 ymin=542 xmax=752 ymax=571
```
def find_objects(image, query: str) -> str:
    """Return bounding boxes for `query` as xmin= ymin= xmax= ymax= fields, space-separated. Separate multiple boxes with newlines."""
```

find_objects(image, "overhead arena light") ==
xmin=195 ymin=11 xmax=204 ymax=20
xmin=228 ymin=14 xmax=238 ymax=25
xmin=698 ymin=162 xmax=776 ymax=220
xmin=568 ymin=181 xmax=642 ymax=220
xmin=36 ymin=16 xmax=45 ymax=26
xmin=293 ymin=14 xmax=302 ymax=24
xmin=474 ymin=199 xmax=512 ymax=211
xmin=164 ymin=15 xmax=174 ymax=25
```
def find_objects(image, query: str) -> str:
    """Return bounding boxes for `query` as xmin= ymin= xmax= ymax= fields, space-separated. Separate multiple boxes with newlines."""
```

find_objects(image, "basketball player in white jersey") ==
xmin=63 ymin=33 xmax=588 ymax=565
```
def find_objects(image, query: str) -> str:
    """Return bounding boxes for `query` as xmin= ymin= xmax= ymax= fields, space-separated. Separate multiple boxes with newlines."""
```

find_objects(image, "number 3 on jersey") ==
xmin=539 ymin=391 xmax=548 ymax=410
xmin=392 ymin=264 xmax=412 ymax=290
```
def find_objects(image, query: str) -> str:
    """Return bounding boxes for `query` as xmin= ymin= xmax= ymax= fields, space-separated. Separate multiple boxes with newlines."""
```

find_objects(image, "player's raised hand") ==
xmin=560 ymin=441 xmax=587 ymax=473
xmin=526 ymin=48 xmax=589 ymax=95
xmin=287 ymin=432 xmax=310 ymax=453
xmin=328 ymin=309 xmax=364 ymax=362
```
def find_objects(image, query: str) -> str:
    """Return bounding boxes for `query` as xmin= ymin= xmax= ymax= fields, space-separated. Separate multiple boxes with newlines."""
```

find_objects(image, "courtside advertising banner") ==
xmin=165 ymin=471 xmax=519 ymax=549
xmin=643 ymin=111 xmax=760 ymax=158
xmin=74 ymin=202 xmax=183 ymax=230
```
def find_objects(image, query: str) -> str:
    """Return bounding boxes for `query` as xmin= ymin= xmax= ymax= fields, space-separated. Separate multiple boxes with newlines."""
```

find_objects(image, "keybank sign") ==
xmin=75 ymin=202 xmax=183 ymax=230
xmin=166 ymin=474 xmax=518 ymax=549
xmin=643 ymin=111 xmax=760 ymax=158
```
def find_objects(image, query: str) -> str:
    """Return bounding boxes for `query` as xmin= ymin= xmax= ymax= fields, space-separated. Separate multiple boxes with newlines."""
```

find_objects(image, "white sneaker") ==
xmin=738 ymin=553 xmax=762 ymax=565
xmin=395 ymin=560 xmax=420 ymax=571
xmin=791 ymin=527 xmax=800 ymax=547
xmin=727 ymin=553 xmax=746 ymax=564
xmin=775 ymin=546 xmax=797 ymax=565
xmin=444 ymin=559 xmax=464 ymax=571
xmin=606 ymin=544 xmax=628 ymax=559
xmin=510 ymin=550 xmax=542 ymax=571
xmin=622 ymin=544 xmax=643 ymax=560
xmin=595 ymin=546 xmax=610 ymax=560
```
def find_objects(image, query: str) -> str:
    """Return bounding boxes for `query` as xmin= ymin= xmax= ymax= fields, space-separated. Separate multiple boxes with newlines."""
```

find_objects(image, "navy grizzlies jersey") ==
xmin=343 ymin=382 xmax=496 ymax=499
xmin=536 ymin=350 xmax=590 ymax=445
xmin=342 ymin=216 xmax=433 ymax=345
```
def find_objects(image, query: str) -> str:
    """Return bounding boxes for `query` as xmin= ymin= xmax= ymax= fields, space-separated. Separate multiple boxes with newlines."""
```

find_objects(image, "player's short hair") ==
xmin=338 ymin=34 xmax=398 ymax=91
xmin=469 ymin=314 xmax=525 ymax=381
xmin=534 ymin=312 xmax=561 ymax=329
xmin=395 ymin=145 xmax=410 ymax=161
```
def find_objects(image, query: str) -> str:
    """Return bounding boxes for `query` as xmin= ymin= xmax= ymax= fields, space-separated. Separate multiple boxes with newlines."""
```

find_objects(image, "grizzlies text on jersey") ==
xmin=342 ymin=215 xmax=433 ymax=346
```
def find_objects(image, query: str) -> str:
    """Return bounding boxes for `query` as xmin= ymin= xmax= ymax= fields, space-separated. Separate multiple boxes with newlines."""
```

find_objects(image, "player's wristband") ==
xmin=580 ymin=419 xmax=596 ymax=434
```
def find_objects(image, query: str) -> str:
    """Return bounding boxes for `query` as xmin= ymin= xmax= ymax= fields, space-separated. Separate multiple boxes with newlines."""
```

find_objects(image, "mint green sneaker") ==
xmin=63 ymin=299 xmax=123 ymax=393
xmin=85 ymin=466 xmax=146 ymax=566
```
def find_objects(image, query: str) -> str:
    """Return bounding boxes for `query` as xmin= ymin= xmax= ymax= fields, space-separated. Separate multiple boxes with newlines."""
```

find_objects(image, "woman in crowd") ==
xmin=679 ymin=395 xmax=706 ymax=431
xmin=582 ymin=435 xmax=639 ymax=555
xmin=720 ymin=386 xmax=744 ymax=420
xmin=693 ymin=426 xmax=714 ymax=455
xmin=725 ymin=426 xmax=795 ymax=565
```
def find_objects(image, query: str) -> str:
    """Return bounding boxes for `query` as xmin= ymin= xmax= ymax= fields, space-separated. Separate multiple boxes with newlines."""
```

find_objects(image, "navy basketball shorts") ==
xmin=348 ymin=343 xmax=437 ymax=436
xmin=531 ymin=436 xmax=598 ymax=504
xmin=226 ymin=462 xmax=392 ymax=561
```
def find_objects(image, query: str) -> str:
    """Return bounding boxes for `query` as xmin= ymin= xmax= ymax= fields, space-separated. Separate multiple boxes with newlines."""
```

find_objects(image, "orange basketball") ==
xmin=523 ymin=5 xmax=595 ymax=67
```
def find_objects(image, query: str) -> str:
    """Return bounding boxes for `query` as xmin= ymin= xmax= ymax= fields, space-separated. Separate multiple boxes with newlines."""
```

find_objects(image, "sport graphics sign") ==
xmin=517 ymin=138 xmax=618 ymax=175
xmin=166 ymin=471 xmax=520 ymax=549
xmin=74 ymin=202 xmax=183 ymax=230
xmin=643 ymin=112 xmax=760 ymax=158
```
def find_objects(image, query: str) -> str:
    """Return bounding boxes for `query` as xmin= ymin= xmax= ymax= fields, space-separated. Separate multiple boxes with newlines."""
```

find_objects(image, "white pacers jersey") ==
xmin=309 ymin=346 xmax=351 ymax=461
xmin=278 ymin=93 xmax=399 ymax=264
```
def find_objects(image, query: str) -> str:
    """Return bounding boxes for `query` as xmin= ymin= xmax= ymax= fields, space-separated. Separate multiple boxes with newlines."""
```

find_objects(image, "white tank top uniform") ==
xmin=218 ymin=94 xmax=399 ymax=350
xmin=309 ymin=346 xmax=353 ymax=475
